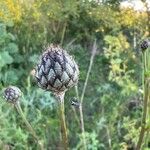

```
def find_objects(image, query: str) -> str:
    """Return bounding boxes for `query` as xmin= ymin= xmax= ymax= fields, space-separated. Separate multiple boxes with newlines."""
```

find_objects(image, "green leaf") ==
xmin=28 ymin=54 xmax=39 ymax=64
xmin=13 ymin=53 xmax=24 ymax=63
xmin=4 ymin=43 xmax=18 ymax=53
xmin=0 ymin=24 xmax=7 ymax=45
xmin=7 ymin=33 xmax=16 ymax=41
xmin=2 ymin=69 xmax=19 ymax=84
xmin=0 ymin=51 xmax=13 ymax=68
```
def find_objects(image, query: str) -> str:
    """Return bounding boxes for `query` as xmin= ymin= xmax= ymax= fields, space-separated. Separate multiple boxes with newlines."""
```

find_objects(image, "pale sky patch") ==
xmin=121 ymin=0 xmax=150 ymax=11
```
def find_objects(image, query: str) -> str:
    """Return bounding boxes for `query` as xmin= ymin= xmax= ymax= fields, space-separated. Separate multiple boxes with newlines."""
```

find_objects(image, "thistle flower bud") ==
xmin=4 ymin=86 xmax=22 ymax=103
xmin=35 ymin=44 xmax=79 ymax=94
xmin=140 ymin=39 xmax=150 ymax=51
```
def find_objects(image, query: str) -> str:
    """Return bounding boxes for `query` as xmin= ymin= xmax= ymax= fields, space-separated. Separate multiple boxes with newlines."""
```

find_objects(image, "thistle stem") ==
xmin=15 ymin=101 xmax=44 ymax=150
xmin=136 ymin=52 xmax=149 ymax=150
xmin=56 ymin=92 xmax=68 ymax=150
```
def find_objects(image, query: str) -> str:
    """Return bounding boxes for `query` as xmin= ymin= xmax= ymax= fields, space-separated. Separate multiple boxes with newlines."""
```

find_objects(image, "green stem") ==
xmin=136 ymin=52 xmax=149 ymax=150
xmin=70 ymin=86 xmax=80 ymax=126
xmin=71 ymin=85 xmax=80 ymax=125
xmin=60 ymin=22 xmax=67 ymax=46
xmin=56 ymin=92 xmax=68 ymax=150
xmin=144 ymin=87 xmax=150 ymax=147
xmin=105 ymin=125 xmax=112 ymax=150
xmin=145 ymin=50 xmax=150 ymax=147
xmin=15 ymin=101 xmax=44 ymax=150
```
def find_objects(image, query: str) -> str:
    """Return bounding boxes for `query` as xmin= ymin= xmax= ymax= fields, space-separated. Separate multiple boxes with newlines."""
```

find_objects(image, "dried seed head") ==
xmin=35 ymin=44 xmax=79 ymax=94
xmin=140 ymin=39 xmax=150 ymax=51
xmin=3 ymin=86 xmax=22 ymax=103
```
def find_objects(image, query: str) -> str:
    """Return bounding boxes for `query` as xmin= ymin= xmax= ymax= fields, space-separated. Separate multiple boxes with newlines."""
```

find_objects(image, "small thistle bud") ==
xmin=4 ymin=86 xmax=22 ymax=103
xmin=140 ymin=39 xmax=150 ymax=51
xmin=35 ymin=44 xmax=79 ymax=94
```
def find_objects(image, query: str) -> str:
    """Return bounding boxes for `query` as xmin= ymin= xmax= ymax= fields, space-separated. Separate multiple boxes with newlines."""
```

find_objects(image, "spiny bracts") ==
xmin=140 ymin=39 xmax=150 ymax=51
xmin=35 ymin=44 xmax=79 ymax=93
xmin=4 ymin=86 xmax=22 ymax=103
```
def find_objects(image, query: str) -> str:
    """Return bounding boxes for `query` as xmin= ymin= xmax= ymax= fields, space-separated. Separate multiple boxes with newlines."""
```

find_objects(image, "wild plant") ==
xmin=35 ymin=44 xmax=79 ymax=149
xmin=3 ymin=86 xmax=44 ymax=150
xmin=136 ymin=39 xmax=150 ymax=149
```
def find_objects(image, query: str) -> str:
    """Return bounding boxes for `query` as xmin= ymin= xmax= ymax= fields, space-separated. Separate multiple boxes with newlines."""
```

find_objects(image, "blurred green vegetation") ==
xmin=0 ymin=0 xmax=149 ymax=149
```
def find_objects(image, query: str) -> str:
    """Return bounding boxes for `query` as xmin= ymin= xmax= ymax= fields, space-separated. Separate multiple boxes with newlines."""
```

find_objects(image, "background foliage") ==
xmin=0 ymin=0 xmax=149 ymax=149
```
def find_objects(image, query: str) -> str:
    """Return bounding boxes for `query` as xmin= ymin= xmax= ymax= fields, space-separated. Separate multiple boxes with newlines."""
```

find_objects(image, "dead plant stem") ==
xmin=79 ymin=40 xmax=97 ymax=150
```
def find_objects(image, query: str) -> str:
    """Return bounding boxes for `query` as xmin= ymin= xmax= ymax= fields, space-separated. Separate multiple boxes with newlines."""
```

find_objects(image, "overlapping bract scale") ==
xmin=35 ymin=44 xmax=79 ymax=93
